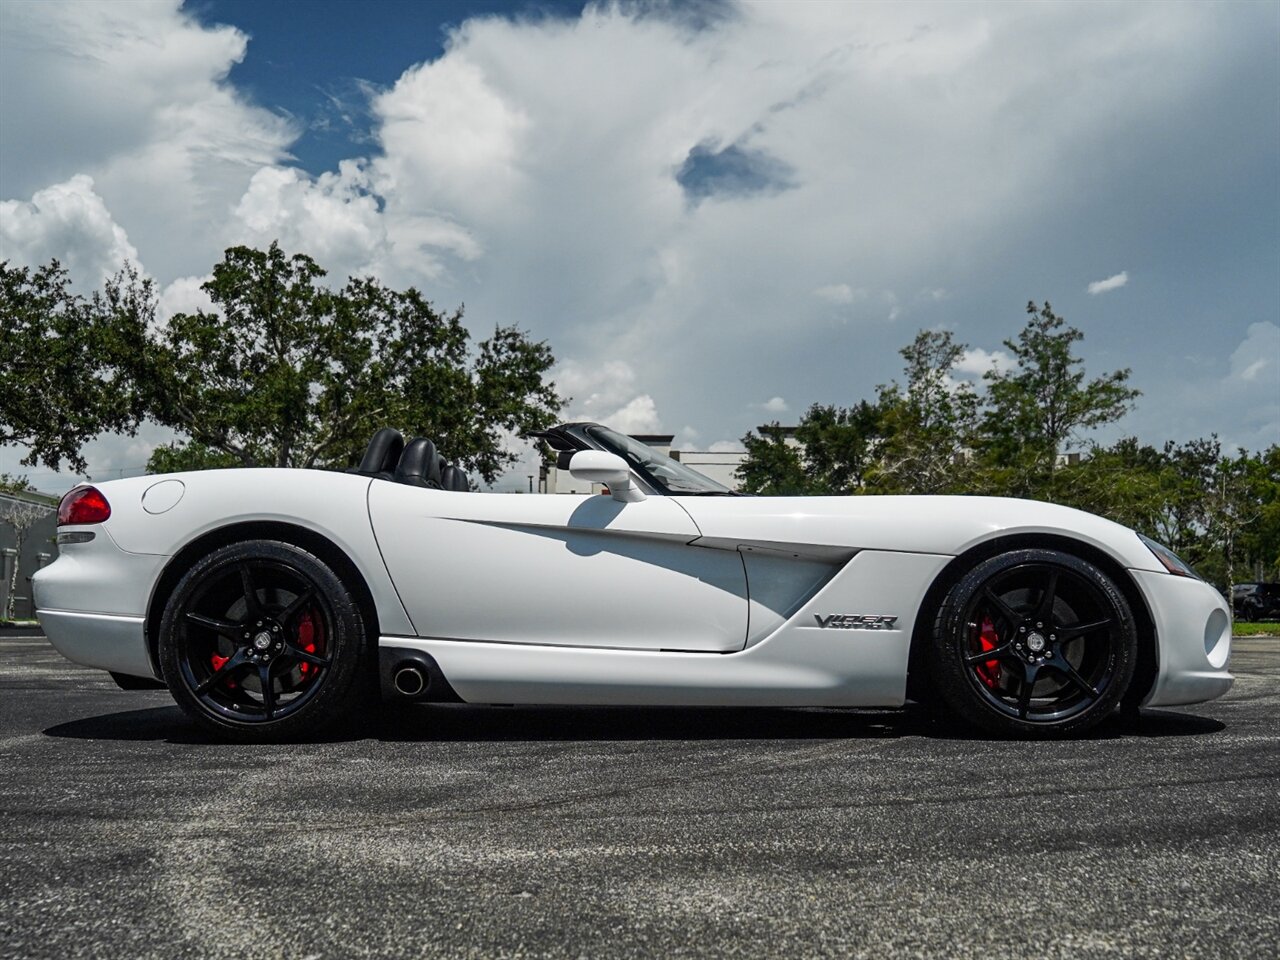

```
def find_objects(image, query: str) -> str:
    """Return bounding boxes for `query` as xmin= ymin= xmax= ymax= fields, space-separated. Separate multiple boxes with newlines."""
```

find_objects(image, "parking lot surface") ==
xmin=2 ymin=633 xmax=1278 ymax=960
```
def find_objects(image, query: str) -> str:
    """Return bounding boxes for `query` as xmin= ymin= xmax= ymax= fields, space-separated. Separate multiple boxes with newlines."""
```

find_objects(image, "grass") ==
xmin=1235 ymin=621 xmax=1280 ymax=637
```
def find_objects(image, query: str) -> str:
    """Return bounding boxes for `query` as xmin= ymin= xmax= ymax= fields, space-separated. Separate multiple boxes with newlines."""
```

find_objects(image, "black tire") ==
xmin=928 ymin=548 xmax=1137 ymax=738
xmin=158 ymin=540 xmax=368 ymax=742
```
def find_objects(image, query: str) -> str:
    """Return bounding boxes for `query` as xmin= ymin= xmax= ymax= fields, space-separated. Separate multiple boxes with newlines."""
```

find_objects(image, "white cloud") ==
xmin=607 ymin=395 xmax=663 ymax=434
xmin=0 ymin=0 xmax=295 ymax=281
xmin=955 ymin=347 xmax=1015 ymax=377
xmin=231 ymin=165 xmax=387 ymax=276
xmin=554 ymin=359 xmax=664 ymax=433
xmin=1228 ymin=322 xmax=1278 ymax=386
xmin=157 ymin=275 xmax=214 ymax=322
xmin=0 ymin=175 xmax=137 ymax=288
xmin=1087 ymin=270 xmax=1129 ymax=295
xmin=758 ymin=396 xmax=789 ymax=413
xmin=709 ymin=439 xmax=747 ymax=453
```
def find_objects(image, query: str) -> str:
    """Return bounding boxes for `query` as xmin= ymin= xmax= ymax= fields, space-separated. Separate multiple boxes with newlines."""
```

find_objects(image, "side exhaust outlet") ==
xmin=393 ymin=664 xmax=427 ymax=697
xmin=378 ymin=646 xmax=464 ymax=703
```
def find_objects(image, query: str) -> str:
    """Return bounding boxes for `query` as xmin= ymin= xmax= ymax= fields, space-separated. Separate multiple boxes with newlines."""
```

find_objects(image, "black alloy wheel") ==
xmin=159 ymin=540 xmax=368 ymax=742
xmin=929 ymin=548 xmax=1137 ymax=737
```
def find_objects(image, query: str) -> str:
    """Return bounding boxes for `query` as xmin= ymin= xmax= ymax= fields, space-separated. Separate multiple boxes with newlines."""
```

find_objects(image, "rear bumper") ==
xmin=35 ymin=609 xmax=154 ymax=678
xmin=32 ymin=528 xmax=167 ymax=680
xmin=1133 ymin=569 xmax=1234 ymax=707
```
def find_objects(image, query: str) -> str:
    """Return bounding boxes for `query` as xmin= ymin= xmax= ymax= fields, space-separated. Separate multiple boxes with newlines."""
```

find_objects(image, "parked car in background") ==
xmin=1231 ymin=583 xmax=1280 ymax=622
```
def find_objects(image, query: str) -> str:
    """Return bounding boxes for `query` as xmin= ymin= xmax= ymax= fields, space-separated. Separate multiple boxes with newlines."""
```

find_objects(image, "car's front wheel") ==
xmin=158 ymin=540 xmax=368 ymax=742
xmin=929 ymin=548 xmax=1137 ymax=737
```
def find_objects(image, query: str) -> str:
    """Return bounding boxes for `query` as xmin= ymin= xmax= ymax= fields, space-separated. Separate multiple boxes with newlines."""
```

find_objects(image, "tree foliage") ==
xmin=3 ymin=245 xmax=565 ymax=485
xmin=737 ymin=424 xmax=809 ymax=496
xmin=875 ymin=330 xmax=978 ymax=494
xmin=980 ymin=301 xmax=1139 ymax=493
xmin=140 ymin=244 xmax=564 ymax=481
xmin=0 ymin=260 xmax=143 ymax=473
xmin=736 ymin=300 xmax=1278 ymax=590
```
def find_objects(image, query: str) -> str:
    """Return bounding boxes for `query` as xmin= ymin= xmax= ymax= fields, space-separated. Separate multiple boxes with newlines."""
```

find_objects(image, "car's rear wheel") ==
xmin=929 ymin=548 xmax=1137 ymax=737
xmin=158 ymin=540 xmax=367 ymax=742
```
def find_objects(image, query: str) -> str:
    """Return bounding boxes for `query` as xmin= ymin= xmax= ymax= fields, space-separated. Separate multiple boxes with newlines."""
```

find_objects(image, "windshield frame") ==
xmin=584 ymin=425 xmax=735 ymax=496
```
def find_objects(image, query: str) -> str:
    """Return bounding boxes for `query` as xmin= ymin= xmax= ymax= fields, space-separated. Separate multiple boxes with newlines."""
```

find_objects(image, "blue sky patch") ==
xmin=676 ymin=140 xmax=797 ymax=204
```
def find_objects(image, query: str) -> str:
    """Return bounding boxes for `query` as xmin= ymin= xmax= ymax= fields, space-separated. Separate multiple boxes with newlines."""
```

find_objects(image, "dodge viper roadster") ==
xmin=34 ymin=423 xmax=1233 ymax=741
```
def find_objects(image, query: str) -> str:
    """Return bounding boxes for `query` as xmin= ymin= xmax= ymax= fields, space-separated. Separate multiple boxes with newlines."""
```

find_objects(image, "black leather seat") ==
xmin=349 ymin=428 xmax=403 ymax=479
xmin=439 ymin=465 xmax=469 ymax=492
xmin=394 ymin=437 xmax=444 ymax=488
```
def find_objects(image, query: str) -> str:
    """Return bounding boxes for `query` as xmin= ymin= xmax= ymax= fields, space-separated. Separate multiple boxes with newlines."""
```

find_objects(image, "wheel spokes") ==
xmin=185 ymin=612 xmax=242 ymax=639
xmin=1035 ymin=570 xmax=1059 ymax=624
xmin=1016 ymin=669 xmax=1038 ymax=719
xmin=983 ymin=587 xmax=1022 ymax=630
xmin=195 ymin=648 xmax=250 ymax=695
xmin=276 ymin=587 xmax=315 ymax=626
xmin=965 ymin=643 xmax=1016 ymax=665
xmin=1047 ymin=659 xmax=1100 ymax=700
xmin=258 ymin=663 xmax=276 ymax=719
xmin=284 ymin=642 xmax=330 ymax=668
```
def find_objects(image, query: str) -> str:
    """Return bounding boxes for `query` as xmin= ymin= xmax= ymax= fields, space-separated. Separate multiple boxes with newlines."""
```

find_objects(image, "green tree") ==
xmin=736 ymin=402 xmax=887 ymax=495
xmin=736 ymin=423 xmax=809 ymax=495
xmin=1203 ymin=448 xmax=1265 ymax=597
xmin=1239 ymin=446 xmax=1280 ymax=581
xmin=980 ymin=301 xmax=1139 ymax=495
xmin=1044 ymin=437 xmax=1168 ymax=532
xmin=794 ymin=401 xmax=884 ymax=494
xmin=120 ymin=244 xmax=563 ymax=483
xmin=0 ymin=260 xmax=142 ymax=473
xmin=0 ymin=474 xmax=31 ymax=496
xmin=874 ymin=329 xmax=978 ymax=494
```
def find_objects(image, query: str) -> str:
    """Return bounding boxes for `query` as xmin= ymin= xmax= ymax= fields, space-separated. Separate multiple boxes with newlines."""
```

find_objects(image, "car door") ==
xmin=367 ymin=483 xmax=748 ymax=652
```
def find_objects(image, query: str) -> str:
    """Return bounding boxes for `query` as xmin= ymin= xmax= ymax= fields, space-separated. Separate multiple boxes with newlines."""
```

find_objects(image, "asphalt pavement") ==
xmin=1 ymin=632 xmax=1278 ymax=960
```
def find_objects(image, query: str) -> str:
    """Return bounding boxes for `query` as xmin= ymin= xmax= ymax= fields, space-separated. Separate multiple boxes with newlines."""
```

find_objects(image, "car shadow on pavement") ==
xmin=43 ymin=702 xmax=1225 ymax=744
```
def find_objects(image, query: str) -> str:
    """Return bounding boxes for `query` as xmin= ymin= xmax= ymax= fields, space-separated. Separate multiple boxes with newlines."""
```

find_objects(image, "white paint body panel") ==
xmin=368 ymin=483 xmax=748 ymax=652
xmin=675 ymin=495 xmax=1164 ymax=572
xmin=32 ymin=467 xmax=1233 ymax=711
xmin=1132 ymin=570 xmax=1234 ymax=707
xmin=393 ymin=551 xmax=950 ymax=705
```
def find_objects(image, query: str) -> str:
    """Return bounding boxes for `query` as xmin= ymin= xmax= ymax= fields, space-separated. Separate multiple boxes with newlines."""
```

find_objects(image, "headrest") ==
xmin=354 ymin=428 xmax=403 ymax=477
xmin=440 ymin=465 xmax=469 ymax=492
xmin=394 ymin=437 xmax=443 ymax=488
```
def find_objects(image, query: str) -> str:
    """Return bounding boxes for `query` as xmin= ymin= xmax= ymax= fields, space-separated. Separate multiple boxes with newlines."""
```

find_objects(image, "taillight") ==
xmin=58 ymin=485 xmax=111 ymax=525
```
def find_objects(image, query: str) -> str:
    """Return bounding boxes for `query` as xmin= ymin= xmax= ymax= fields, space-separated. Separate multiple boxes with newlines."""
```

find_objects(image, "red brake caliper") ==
xmin=210 ymin=652 xmax=236 ymax=689
xmin=297 ymin=610 xmax=320 ymax=680
xmin=975 ymin=615 xmax=1002 ymax=689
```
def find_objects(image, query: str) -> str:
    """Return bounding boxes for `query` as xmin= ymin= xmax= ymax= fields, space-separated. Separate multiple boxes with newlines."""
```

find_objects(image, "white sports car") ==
xmin=34 ymin=423 xmax=1233 ymax=741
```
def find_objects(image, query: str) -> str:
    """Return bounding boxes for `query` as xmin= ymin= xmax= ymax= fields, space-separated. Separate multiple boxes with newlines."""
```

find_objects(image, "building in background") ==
xmin=0 ymin=490 xmax=59 ymax=620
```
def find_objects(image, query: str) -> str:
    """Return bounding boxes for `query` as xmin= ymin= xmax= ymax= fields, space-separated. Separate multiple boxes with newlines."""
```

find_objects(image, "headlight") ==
xmin=1138 ymin=533 xmax=1200 ymax=579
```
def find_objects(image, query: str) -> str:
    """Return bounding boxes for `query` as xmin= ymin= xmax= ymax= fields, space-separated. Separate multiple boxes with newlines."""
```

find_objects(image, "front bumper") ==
xmin=32 ymin=527 xmax=167 ymax=680
xmin=1133 ymin=569 xmax=1234 ymax=707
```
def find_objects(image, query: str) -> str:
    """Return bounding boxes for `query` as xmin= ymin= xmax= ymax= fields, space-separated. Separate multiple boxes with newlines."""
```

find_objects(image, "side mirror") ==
xmin=568 ymin=451 xmax=646 ymax=503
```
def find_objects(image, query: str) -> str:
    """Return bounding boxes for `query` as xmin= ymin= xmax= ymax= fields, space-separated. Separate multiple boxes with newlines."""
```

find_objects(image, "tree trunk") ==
xmin=5 ymin=533 xmax=23 ymax=620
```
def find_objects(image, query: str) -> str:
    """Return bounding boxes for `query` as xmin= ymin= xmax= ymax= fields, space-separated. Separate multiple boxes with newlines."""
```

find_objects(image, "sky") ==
xmin=1 ymin=0 xmax=1277 ymax=493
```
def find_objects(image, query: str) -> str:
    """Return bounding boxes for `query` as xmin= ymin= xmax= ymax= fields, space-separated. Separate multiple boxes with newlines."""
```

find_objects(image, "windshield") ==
xmin=586 ymin=425 xmax=734 ymax=495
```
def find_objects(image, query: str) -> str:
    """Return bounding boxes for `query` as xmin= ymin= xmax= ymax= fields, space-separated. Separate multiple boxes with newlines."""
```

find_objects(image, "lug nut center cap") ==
xmin=252 ymin=631 xmax=273 ymax=651
xmin=1026 ymin=632 xmax=1047 ymax=653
